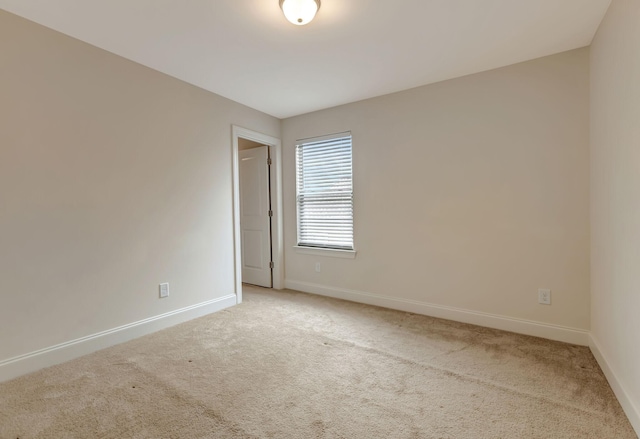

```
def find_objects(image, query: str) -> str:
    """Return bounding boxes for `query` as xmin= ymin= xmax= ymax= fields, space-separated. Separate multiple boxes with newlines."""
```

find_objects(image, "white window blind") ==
xmin=296 ymin=132 xmax=353 ymax=250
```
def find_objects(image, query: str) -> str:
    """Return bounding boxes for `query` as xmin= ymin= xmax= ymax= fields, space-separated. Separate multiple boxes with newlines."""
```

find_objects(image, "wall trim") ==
xmin=0 ymin=294 xmax=237 ymax=383
xmin=285 ymin=280 xmax=590 ymax=346
xmin=589 ymin=335 xmax=640 ymax=435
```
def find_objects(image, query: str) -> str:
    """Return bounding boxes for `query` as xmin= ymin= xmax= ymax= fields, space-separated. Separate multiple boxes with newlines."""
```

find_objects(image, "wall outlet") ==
xmin=159 ymin=283 xmax=170 ymax=298
xmin=538 ymin=288 xmax=551 ymax=305
xmin=315 ymin=262 xmax=321 ymax=273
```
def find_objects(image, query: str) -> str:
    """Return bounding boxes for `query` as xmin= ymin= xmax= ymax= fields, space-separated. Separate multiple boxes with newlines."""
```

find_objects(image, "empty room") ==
xmin=1 ymin=0 xmax=638 ymax=437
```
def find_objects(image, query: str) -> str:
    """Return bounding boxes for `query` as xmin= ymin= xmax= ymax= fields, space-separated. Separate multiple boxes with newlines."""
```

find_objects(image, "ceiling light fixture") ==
xmin=279 ymin=0 xmax=321 ymax=26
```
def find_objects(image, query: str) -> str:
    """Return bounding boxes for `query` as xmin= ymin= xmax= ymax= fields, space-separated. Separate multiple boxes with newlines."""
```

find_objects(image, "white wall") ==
xmin=0 ymin=11 xmax=279 ymax=373
xmin=282 ymin=49 xmax=591 ymax=342
xmin=590 ymin=0 xmax=640 ymax=432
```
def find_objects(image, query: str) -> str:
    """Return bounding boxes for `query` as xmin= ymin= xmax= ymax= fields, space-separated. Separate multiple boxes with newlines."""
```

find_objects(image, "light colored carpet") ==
xmin=0 ymin=286 xmax=636 ymax=439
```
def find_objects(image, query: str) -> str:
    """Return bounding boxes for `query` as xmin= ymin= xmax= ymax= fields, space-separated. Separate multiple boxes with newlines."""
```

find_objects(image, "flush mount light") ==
xmin=279 ymin=0 xmax=321 ymax=26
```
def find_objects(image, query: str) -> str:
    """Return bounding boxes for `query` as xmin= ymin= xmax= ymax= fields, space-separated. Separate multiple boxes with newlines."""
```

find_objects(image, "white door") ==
xmin=239 ymin=145 xmax=272 ymax=287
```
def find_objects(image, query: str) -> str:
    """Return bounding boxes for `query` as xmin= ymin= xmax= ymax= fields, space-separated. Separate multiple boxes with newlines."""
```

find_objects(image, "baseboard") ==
xmin=285 ymin=280 xmax=590 ymax=346
xmin=589 ymin=335 xmax=640 ymax=435
xmin=0 ymin=294 xmax=237 ymax=383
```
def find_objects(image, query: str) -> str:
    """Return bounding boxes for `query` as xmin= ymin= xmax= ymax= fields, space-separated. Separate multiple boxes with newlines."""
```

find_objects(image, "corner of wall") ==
xmin=589 ymin=334 xmax=640 ymax=435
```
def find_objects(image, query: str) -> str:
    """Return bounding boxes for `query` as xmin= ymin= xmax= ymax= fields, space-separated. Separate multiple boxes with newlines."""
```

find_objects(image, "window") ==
xmin=296 ymin=132 xmax=354 ymax=251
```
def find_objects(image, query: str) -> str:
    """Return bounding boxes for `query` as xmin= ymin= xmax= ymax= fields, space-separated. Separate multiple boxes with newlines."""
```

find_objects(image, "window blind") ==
xmin=296 ymin=133 xmax=353 ymax=250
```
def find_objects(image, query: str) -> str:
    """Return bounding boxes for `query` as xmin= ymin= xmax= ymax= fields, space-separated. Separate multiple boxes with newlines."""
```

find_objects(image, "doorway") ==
xmin=238 ymin=140 xmax=272 ymax=288
xmin=231 ymin=126 xmax=284 ymax=303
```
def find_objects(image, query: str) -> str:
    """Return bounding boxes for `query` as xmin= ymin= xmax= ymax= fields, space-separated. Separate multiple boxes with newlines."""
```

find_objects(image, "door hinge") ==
xmin=268 ymin=210 xmax=273 ymax=217
xmin=269 ymin=261 xmax=274 ymax=269
xmin=267 ymin=157 xmax=272 ymax=166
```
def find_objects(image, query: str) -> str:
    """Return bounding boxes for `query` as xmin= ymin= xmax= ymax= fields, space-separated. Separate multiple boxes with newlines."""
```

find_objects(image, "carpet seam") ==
xmin=280 ymin=321 xmax=623 ymax=422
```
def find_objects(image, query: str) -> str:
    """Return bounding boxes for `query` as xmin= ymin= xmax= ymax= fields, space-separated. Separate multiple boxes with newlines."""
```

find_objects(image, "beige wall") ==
xmin=282 ymin=48 xmax=591 ymax=332
xmin=590 ymin=0 xmax=640 ymax=430
xmin=238 ymin=138 xmax=264 ymax=151
xmin=0 ymin=11 xmax=279 ymax=362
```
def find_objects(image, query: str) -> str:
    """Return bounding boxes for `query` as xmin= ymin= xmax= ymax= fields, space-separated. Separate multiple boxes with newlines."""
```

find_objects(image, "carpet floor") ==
xmin=0 ymin=286 xmax=636 ymax=438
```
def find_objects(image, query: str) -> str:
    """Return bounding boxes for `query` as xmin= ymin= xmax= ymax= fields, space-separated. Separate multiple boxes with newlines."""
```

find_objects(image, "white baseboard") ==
xmin=285 ymin=280 xmax=590 ymax=346
xmin=0 ymin=294 xmax=237 ymax=383
xmin=589 ymin=335 xmax=640 ymax=435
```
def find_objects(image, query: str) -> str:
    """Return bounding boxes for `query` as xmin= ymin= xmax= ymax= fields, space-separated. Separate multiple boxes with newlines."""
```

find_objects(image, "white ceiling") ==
xmin=0 ymin=0 xmax=611 ymax=119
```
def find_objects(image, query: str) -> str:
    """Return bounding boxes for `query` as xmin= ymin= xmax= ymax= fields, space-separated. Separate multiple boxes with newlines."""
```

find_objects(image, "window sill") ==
xmin=294 ymin=246 xmax=357 ymax=259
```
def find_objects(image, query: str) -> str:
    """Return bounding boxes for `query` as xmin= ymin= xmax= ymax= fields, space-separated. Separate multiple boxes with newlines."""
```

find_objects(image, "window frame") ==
xmin=294 ymin=131 xmax=356 ymax=258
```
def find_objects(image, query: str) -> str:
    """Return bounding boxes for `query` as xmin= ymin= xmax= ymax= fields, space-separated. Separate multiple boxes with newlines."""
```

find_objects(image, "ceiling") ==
xmin=0 ymin=0 xmax=611 ymax=119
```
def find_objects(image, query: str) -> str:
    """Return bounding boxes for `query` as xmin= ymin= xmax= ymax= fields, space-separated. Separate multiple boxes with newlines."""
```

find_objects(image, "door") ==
xmin=239 ymin=145 xmax=272 ymax=287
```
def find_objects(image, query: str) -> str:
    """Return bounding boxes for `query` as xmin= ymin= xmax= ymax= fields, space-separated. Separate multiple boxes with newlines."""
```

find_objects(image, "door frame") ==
xmin=231 ymin=125 xmax=284 ymax=303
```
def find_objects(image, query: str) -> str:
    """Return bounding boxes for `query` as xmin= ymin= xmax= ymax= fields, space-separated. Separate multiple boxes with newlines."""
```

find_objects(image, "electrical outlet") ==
xmin=315 ymin=262 xmax=321 ymax=273
xmin=538 ymin=288 xmax=551 ymax=305
xmin=159 ymin=283 xmax=170 ymax=298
